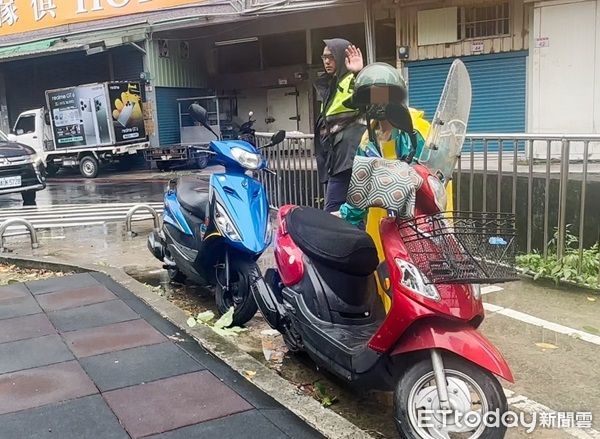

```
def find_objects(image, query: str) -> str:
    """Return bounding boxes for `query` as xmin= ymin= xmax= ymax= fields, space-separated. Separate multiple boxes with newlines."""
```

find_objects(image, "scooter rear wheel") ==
xmin=215 ymin=257 xmax=258 ymax=327
xmin=167 ymin=267 xmax=186 ymax=284
xmin=394 ymin=355 xmax=508 ymax=439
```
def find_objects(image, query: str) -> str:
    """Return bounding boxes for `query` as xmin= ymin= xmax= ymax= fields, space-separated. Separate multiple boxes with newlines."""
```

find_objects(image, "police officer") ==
xmin=314 ymin=39 xmax=365 ymax=212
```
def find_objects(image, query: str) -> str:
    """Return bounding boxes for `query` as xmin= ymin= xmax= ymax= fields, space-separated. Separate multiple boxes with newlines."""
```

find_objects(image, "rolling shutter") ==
xmin=156 ymin=87 xmax=205 ymax=146
xmin=407 ymin=51 xmax=527 ymax=138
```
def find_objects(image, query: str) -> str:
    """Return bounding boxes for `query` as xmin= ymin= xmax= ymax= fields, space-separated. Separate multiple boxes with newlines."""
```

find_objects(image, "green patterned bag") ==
xmin=346 ymin=156 xmax=423 ymax=219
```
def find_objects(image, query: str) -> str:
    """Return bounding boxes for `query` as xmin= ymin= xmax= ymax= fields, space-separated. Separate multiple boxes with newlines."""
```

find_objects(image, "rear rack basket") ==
xmin=397 ymin=211 xmax=518 ymax=284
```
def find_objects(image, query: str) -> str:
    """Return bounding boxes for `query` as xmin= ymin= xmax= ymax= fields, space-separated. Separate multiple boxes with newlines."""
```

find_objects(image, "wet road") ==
xmin=0 ymin=178 xmax=207 ymax=209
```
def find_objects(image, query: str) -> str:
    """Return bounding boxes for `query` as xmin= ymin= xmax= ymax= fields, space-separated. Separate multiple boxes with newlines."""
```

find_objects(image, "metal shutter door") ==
xmin=111 ymin=45 xmax=144 ymax=81
xmin=407 ymin=52 xmax=527 ymax=135
xmin=156 ymin=87 xmax=205 ymax=146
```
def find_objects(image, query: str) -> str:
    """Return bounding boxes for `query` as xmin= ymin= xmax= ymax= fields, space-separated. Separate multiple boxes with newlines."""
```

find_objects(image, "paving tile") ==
xmin=103 ymin=370 xmax=253 ymax=438
xmin=178 ymin=342 xmax=281 ymax=409
xmin=0 ymin=313 xmax=55 ymax=344
xmin=49 ymin=300 xmax=139 ymax=332
xmin=0 ymin=361 xmax=98 ymax=415
xmin=147 ymin=410 xmax=289 ymax=439
xmin=80 ymin=342 xmax=204 ymax=391
xmin=0 ymin=293 xmax=41 ymax=320
xmin=63 ymin=319 xmax=166 ymax=358
xmin=0 ymin=395 xmax=128 ymax=439
xmin=26 ymin=273 xmax=99 ymax=295
xmin=36 ymin=284 xmax=117 ymax=312
xmin=261 ymin=408 xmax=325 ymax=438
xmin=0 ymin=283 xmax=31 ymax=300
xmin=0 ymin=334 xmax=73 ymax=374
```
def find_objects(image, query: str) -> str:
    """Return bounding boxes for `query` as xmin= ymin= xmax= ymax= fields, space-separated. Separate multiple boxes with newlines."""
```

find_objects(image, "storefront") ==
xmin=396 ymin=0 xmax=530 ymax=143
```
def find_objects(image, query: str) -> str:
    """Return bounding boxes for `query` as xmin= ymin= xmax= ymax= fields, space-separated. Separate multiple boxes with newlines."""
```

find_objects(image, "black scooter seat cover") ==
xmin=177 ymin=175 xmax=209 ymax=219
xmin=287 ymin=207 xmax=378 ymax=276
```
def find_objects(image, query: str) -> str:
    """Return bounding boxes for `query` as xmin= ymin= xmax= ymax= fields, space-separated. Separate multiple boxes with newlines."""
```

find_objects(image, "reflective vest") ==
xmin=321 ymin=72 xmax=357 ymax=119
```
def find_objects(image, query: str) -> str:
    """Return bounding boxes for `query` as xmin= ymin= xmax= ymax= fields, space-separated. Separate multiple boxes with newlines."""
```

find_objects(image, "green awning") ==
xmin=0 ymin=38 xmax=84 ymax=61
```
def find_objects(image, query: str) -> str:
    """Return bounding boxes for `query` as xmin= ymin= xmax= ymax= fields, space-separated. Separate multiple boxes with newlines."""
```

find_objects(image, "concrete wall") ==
xmin=529 ymin=0 xmax=599 ymax=134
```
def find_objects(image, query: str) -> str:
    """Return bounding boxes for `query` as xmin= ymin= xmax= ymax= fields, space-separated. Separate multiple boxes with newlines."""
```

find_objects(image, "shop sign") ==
xmin=0 ymin=0 xmax=206 ymax=37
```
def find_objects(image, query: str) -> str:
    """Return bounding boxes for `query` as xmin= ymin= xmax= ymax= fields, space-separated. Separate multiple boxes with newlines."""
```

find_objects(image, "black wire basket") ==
xmin=396 ymin=211 xmax=518 ymax=284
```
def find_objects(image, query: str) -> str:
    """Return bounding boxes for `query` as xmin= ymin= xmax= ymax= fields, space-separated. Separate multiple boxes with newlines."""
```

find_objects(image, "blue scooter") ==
xmin=148 ymin=104 xmax=285 ymax=325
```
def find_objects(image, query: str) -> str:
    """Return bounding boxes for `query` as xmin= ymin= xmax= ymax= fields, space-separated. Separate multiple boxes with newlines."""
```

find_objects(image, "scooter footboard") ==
xmin=391 ymin=319 xmax=514 ymax=382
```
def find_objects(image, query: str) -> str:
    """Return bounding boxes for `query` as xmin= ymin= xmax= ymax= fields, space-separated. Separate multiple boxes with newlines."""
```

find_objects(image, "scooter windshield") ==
xmin=418 ymin=60 xmax=472 ymax=183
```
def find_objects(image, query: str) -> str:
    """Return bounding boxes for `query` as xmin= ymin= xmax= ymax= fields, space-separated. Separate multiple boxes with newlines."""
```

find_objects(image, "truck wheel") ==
xmin=196 ymin=155 xmax=209 ymax=169
xmin=21 ymin=190 xmax=36 ymax=205
xmin=80 ymin=155 xmax=99 ymax=178
xmin=46 ymin=163 xmax=59 ymax=177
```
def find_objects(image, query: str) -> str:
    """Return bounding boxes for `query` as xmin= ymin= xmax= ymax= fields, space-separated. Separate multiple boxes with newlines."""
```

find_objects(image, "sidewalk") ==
xmin=0 ymin=272 xmax=322 ymax=439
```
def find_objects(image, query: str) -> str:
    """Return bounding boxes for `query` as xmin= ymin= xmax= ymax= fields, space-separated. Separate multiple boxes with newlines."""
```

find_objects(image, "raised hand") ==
xmin=345 ymin=45 xmax=364 ymax=74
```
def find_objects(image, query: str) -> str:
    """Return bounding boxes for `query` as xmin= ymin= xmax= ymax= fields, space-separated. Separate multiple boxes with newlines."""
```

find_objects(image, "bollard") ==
xmin=125 ymin=204 xmax=160 ymax=237
xmin=0 ymin=218 xmax=39 ymax=252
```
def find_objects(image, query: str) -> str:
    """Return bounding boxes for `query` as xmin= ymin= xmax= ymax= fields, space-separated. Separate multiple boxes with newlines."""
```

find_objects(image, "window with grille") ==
xmin=459 ymin=3 xmax=510 ymax=39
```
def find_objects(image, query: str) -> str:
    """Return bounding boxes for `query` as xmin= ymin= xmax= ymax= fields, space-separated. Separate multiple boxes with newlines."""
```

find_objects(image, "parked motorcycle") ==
xmin=251 ymin=60 xmax=517 ymax=438
xmin=237 ymin=111 xmax=256 ymax=146
xmin=148 ymin=104 xmax=285 ymax=325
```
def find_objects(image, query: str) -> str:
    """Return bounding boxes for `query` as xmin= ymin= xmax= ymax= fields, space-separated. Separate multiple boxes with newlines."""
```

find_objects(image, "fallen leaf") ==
xmin=186 ymin=317 xmax=197 ymax=328
xmin=535 ymin=342 xmax=558 ymax=350
xmin=167 ymin=335 xmax=185 ymax=342
xmin=587 ymin=297 xmax=597 ymax=302
xmin=214 ymin=307 xmax=234 ymax=329
xmin=196 ymin=310 xmax=215 ymax=323
xmin=243 ymin=370 xmax=256 ymax=379
xmin=582 ymin=326 xmax=600 ymax=335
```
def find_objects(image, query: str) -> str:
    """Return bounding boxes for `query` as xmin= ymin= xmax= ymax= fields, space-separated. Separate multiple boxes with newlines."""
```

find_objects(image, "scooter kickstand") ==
xmin=431 ymin=349 xmax=451 ymax=410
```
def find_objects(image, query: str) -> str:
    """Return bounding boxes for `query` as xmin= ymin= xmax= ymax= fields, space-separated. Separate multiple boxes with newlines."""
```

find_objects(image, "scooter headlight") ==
xmin=396 ymin=258 xmax=440 ymax=301
xmin=231 ymin=147 xmax=262 ymax=170
xmin=428 ymin=175 xmax=447 ymax=211
xmin=214 ymin=202 xmax=242 ymax=241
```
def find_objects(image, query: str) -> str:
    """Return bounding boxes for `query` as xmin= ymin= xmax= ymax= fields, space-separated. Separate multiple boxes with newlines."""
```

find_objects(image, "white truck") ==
xmin=9 ymin=81 xmax=149 ymax=178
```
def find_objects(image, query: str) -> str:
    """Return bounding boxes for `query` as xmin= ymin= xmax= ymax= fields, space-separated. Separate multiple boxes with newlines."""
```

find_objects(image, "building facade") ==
xmin=0 ymin=0 xmax=597 ymax=151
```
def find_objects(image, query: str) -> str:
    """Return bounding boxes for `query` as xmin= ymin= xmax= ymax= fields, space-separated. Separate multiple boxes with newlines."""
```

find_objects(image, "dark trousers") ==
xmin=324 ymin=169 xmax=352 ymax=212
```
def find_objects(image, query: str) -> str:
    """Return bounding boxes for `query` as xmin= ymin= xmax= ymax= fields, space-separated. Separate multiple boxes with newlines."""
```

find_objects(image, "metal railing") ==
xmin=256 ymin=132 xmax=324 ymax=209
xmin=459 ymin=134 xmax=600 ymax=262
xmin=256 ymin=132 xmax=600 ymax=263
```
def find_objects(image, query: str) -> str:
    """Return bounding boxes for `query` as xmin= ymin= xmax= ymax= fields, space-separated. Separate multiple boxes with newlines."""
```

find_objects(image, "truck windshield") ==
xmin=15 ymin=114 xmax=36 ymax=135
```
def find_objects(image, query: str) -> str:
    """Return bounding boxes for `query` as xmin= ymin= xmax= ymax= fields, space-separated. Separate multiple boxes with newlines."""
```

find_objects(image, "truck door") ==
xmin=266 ymin=87 xmax=300 ymax=132
xmin=14 ymin=110 xmax=44 ymax=155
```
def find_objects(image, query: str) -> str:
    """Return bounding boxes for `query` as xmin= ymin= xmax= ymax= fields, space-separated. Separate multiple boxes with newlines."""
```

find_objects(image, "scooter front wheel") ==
xmin=215 ymin=256 xmax=258 ymax=326
xmin=394 ymin=355 xmax=508 ymax=439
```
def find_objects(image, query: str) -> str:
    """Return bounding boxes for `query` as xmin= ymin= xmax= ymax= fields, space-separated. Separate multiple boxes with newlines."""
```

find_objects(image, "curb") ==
xmin=1 ymin=254 xmax=375 ymax=439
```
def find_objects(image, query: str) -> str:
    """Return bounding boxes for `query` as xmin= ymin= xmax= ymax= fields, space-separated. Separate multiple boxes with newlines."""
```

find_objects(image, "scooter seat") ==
xmin=286 ymin=207 xmax=378 ymax=276
xmin=177 ymin=175 xmax=209 ymax=219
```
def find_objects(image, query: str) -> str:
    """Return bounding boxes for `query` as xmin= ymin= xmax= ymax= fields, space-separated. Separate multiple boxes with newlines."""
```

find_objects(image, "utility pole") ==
xmin=364 ymin=0 xmax=376 ymax=64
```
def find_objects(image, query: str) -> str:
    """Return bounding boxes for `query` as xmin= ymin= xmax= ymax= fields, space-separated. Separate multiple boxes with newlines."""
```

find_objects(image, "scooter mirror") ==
xmin=271 ymin=130 xmax=286 ymax=145
xmin=188 ymin=104 xmax=210 ymax=128
xmin=248 ymin=111 xmax=254 ymax=119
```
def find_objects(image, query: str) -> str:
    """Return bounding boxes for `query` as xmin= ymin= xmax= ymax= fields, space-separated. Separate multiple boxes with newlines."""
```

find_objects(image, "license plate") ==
xmin=0 ymin=176 xmax=21 ymax=188
xmin=161 ymin=155 xmax=172 ymax=160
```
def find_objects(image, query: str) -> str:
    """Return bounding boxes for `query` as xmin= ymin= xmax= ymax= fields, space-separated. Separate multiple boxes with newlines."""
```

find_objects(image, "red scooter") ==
xmin=251 ymin=60 xmax=517 ymax=438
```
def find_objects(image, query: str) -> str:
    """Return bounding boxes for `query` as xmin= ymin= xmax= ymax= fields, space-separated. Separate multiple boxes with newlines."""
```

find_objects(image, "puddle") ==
xmin=125 ymin=265 xmax=399 ymax=438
